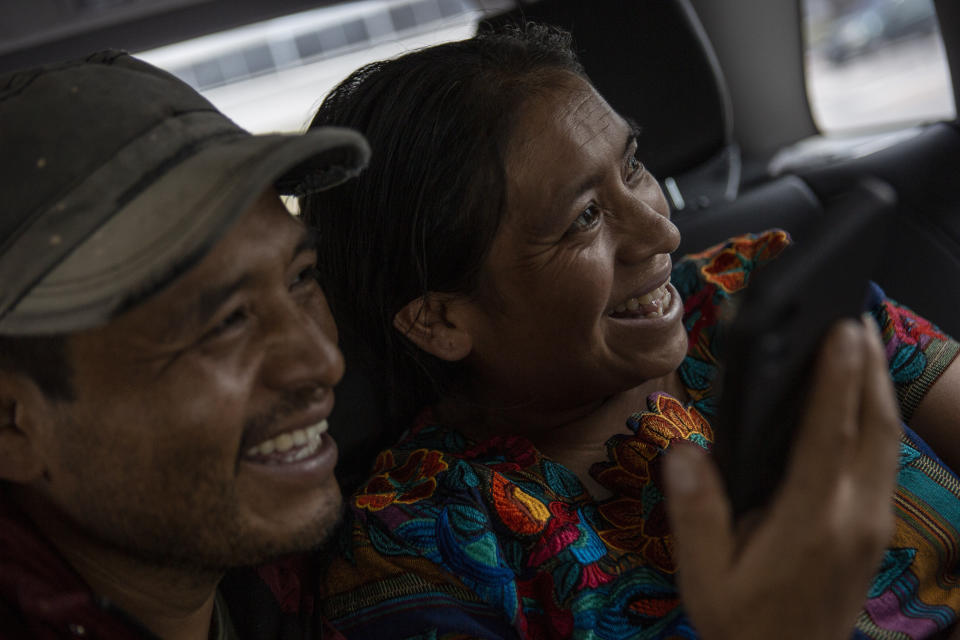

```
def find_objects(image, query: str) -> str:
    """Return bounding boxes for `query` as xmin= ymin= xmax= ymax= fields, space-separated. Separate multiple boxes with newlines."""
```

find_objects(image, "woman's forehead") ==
xmin=510 ymin=77 xmax=618 ymax=147
xmin=503 ymin=81 xmax=630 ymax=218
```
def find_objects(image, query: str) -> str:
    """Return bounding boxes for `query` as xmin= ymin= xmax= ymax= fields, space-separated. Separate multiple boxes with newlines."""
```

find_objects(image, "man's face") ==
xmin=29 ymin=190 xmax=344 ymax=571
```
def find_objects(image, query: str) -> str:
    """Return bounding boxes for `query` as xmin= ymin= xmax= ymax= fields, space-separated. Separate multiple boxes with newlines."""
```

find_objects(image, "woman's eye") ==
xmin=628 ymin=154 xmax=644 ymax=177
xmin=571 ymin=204 xmax=602 ymax=233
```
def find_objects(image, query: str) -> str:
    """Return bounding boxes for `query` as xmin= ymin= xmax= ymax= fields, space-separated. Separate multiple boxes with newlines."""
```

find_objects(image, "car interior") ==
xmin=3 ymin=0 xmax=958 ymax=488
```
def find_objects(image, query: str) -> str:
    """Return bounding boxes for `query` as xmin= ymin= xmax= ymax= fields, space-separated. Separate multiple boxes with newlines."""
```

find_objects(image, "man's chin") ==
xmin=131 ymin=499 xmax=345 ymax=575
xmin=247 ymin=499 xmax=347 ymax=569
xmin=227 ymin=494 xmax=346 ymax=571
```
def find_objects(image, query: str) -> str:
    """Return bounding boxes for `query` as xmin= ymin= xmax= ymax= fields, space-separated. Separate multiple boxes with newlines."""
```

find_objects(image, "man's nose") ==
xmin=261 ymin=295 xmax=345 ymax=392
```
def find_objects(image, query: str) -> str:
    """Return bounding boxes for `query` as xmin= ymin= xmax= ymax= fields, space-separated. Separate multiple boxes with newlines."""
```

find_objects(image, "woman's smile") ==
xmin=607 ymin=257 xmax=674 ymax=318
xmin=608 ymin=281 xmax=678 ymax=320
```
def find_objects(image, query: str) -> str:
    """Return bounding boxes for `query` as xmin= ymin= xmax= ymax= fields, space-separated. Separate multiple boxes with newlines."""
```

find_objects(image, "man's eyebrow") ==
xmin=158 ymin=226 xmax=317 ymax=342
xmin=160 ymin=273 xmax=255 ymax=342
xmin=291 ymin=226 xmax=318 ymax=259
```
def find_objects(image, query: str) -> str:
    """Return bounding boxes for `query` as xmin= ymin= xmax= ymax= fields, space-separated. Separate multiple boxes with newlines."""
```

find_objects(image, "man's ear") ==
xmin=0 ymin=372 xmax=50 ymax=484
xmin=393 ymin=294 xmax=473 ymax=362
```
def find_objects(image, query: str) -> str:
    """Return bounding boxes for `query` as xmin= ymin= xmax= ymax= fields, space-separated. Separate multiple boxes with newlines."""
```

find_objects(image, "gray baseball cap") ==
xmin=0 ymin=50 xmax=370 ymax=335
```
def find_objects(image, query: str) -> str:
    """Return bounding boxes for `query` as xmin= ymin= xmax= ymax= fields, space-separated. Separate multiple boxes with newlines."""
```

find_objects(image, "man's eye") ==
xmin=291 ymin=265 xmax=320 ymax=290
xmin=207 ymin=308 xmax=248 ymax=339
xmin=628 ymin=154 xmax=644 ymax=177
xmin=570 ymin=204 xmax=602 ymax=233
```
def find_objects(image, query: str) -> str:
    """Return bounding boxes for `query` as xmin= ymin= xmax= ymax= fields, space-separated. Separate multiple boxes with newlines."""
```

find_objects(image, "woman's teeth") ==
xmin=244 ymin=419 xmax=328 ymax=463
xmin=611 ymin=284 xmax=672 ymax=318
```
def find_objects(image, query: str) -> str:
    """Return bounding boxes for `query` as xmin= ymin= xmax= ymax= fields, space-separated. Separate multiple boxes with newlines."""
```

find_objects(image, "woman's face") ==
xmin=455 ymin=74 xmax=688 ymax=412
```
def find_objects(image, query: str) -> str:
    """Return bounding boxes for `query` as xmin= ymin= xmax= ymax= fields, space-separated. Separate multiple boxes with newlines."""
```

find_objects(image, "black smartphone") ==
xmin=712 ymin=177 xmax=896 ymax=518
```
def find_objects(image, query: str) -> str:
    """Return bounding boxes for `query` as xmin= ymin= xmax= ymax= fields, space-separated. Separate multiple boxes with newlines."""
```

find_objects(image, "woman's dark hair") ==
xmin=301 ymin=24 xmax=585 ymax=434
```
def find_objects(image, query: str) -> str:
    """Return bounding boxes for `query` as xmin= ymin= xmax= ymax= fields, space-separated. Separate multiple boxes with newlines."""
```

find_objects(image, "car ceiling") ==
xmin=0 ymin=0 xmax=343 ymax=73
xmin=2 ymin=0 xmax=956 ymax=173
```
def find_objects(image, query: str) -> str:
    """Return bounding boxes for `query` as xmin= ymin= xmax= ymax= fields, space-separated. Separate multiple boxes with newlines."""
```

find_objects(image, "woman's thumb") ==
xmin=664 ymin=443 xmax=735 ymax=598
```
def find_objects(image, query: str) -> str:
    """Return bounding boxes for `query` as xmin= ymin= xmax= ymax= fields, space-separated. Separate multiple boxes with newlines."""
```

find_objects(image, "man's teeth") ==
xmin=612 ymin=284 xmax=671 ymax=317
xmin=245 ymin=420 xmax=328 ymax=460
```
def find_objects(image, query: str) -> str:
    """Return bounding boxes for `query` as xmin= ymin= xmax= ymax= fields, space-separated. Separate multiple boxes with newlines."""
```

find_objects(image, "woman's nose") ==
xmin=614 ymin=187 xmax=681 ymax=264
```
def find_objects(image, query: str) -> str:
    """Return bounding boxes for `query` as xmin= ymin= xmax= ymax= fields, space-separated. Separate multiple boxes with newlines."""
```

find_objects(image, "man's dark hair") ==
xmin=0 ymin=335 xmax=74 ymax=402
xmin=301 ymin=24 xmax=585 ymax=436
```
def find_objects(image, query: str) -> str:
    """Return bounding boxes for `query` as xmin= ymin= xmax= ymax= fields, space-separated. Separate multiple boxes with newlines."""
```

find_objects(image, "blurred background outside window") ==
xmin=136 ymin=0 xmax=958 ymax=146
xmin=802 ymin=0 xmax=955 ymax=133
xmin=137 ymin=0 xmax=509 ymax=134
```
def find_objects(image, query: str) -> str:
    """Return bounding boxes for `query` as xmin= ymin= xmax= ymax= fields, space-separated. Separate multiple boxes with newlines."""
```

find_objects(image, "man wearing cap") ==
xmin=0 ymin=50 xmax=368 ymax=638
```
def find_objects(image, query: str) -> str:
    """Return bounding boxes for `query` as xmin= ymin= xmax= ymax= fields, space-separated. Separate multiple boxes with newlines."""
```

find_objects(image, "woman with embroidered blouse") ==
xmin=301 ymin=26 xmax=960 ymax=640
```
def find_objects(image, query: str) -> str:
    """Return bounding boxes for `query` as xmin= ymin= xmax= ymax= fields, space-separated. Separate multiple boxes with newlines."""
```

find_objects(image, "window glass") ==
xmin=802 ymin=0 xmax=955 ymax=132
xmin=138 ymin=0 xmax=514 ymax=133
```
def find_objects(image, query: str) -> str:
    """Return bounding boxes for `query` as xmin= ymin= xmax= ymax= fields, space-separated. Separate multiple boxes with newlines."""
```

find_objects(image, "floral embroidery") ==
xmin=674 ymin=232 xmax=792 ymax=418
xmin=881 ymin=299 xmax=947 ymax=349
xmin=492 ymin=473 xmax=551 ymax=535
xmin=355 ymin=448 xmax=448 ymax=510
xmin=590 ymin=393 xmax=713 ymax=572
xmin=629 ymin=393 xmax=714 ymax=449
xmin=693 ymin=230 xmax=789 ymax=294
xmin=322 ymin=230 xmax=960 ymax=640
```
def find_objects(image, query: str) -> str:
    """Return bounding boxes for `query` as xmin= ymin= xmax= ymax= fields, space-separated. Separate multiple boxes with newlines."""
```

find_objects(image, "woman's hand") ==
xmin=664 ymin=317 xmax=901 ymax=640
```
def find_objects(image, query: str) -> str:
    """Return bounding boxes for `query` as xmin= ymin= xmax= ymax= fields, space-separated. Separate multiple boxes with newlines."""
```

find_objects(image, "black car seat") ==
xmin=671 ymin=121 xmax=960 ymax=339
xmin=800 ymin=121 xmax=960 ymax=339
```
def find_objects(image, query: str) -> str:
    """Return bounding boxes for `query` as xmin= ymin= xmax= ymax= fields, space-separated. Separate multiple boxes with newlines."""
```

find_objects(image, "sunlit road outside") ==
xmin=806 ymin=32 xmax=955 ymax=133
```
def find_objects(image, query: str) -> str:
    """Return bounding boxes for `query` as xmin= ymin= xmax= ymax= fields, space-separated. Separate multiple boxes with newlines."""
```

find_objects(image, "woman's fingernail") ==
xmin=665 ymin=444 xmax=701 ymax=496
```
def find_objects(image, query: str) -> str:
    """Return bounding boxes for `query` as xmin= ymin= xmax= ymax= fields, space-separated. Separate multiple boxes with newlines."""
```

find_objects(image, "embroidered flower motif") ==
xmin=629 ymin=393 xmax=714 ymax=449
xmin=881 ymin=299 xmax=947 ymax=351
xmin=578 ymin=561 xmax=616 ymax=590
xmin=527 ymin=501 xmax=581 ymax=564
xmin=491 ymin=472 xmax=551 ymax=535
xmin=682 ymin=281 xmax=721 ymax=360
xmin=696 ymin=230 xmax=790 ymax=293
xmin=598 ymin=497 xmax=674 ymax=572
xmin=355 ymin=448 xmax=448 ymax=511
xmin=591 ymin=393 xmax=713 ymax=573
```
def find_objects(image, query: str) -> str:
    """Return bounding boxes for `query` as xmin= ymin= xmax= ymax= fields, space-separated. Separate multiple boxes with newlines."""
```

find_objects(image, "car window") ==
xmin=136 ymin=0 xmax=509 ymax=134
xmin=802 ymin=0 xmax=955 ymax=133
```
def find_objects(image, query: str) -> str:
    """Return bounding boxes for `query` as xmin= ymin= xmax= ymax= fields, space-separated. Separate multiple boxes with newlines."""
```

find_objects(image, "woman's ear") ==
xmin=393 ymin=294 xmax=473 ymax=362
xmin=0 ymin=373 xmax=50 ymax=485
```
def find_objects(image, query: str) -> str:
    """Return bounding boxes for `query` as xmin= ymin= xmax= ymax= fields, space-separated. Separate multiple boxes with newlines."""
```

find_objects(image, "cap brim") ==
xmin=0 ymin=126 xmax=369 ymax=335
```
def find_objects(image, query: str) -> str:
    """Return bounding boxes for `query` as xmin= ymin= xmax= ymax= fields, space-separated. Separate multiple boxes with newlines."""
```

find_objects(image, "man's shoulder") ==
xmin=219 ymin=558 xmax=321 ymax=639
xmin=0 ymin=597 xmax=32 ymax=639
xmin=0 ymin=495 xmax=150 ymax=639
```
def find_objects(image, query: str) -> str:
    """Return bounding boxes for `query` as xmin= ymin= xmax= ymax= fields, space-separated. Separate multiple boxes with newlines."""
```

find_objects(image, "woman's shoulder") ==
xmin=672 ymin=229 xmax=792 ymax=415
